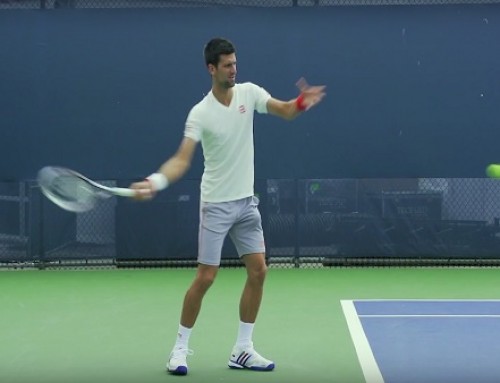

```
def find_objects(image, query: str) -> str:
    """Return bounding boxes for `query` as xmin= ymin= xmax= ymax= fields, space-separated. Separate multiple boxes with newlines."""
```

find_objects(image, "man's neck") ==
xmin=212 ymin=84 xmax=233 ymax=106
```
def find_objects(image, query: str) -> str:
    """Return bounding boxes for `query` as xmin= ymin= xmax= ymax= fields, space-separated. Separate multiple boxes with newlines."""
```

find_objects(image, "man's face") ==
xmin=210 ymin=53 xmax=237 ymax=88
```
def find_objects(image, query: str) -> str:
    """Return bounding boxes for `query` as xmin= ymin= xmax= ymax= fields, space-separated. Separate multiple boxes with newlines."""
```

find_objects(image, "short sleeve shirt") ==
xmin=184 ymin=82 xmax=271 ymax=202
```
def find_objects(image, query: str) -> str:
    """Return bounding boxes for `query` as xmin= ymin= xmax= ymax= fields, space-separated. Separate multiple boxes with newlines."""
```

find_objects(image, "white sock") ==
xmin=174 ymin=324 xmax=192 ymax=349
xmin=236 ymin=321 xmax=254 ymax=347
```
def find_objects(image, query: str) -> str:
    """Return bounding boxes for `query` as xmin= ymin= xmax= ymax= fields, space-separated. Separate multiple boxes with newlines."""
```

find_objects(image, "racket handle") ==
xmin=111 ymin=187 xmax=136 ymax=198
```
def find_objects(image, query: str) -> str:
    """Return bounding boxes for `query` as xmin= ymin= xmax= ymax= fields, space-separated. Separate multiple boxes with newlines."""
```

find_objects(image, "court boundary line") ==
xmin=352 ymin=299 xmax=500 ymax=302
xmin=355 ymin=299 xmax=500 ymax=317
xmin=359 ymin=314 xmax=500 ymax=318
xmin=341 ymin=300 xmax=384 ymax=383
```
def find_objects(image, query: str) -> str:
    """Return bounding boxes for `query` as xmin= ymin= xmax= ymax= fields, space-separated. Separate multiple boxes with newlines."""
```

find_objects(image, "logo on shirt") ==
xmin=238 ymin=105 xmax=246 ymax=114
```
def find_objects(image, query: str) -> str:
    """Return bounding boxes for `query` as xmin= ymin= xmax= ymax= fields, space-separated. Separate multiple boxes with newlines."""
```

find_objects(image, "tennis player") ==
xmin=130 ymin=37 xmax=325 ymax=375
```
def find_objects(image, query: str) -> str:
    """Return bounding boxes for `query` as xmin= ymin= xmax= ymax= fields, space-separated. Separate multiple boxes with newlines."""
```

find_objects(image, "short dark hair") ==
xmin=204 ymin=38 xmax=236 ymax=67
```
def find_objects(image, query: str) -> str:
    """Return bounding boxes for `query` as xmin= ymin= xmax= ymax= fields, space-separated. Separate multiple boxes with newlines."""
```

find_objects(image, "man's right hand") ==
xmin=130 ymin=180 xmax=156 ymax=201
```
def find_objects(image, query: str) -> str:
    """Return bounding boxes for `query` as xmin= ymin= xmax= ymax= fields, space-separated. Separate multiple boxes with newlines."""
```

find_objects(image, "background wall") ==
xmin=1 ymin=5 xmax=499 ymax=182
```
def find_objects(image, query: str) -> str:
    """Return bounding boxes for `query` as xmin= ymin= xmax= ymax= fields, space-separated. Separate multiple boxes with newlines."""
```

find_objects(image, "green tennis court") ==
xmin=2 ymin=267 xmax=500 ymax=383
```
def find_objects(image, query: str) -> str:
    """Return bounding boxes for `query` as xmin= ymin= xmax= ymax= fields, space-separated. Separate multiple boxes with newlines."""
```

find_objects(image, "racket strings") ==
xmin=52 ymin=177 xmax=95 ymax=202
xmin=38 ymin=167 xmax=100 ymax=212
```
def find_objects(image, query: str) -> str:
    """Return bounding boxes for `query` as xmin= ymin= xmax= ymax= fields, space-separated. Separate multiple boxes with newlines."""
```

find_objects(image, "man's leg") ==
xmin=228 ymin=252 xmax=274 ymax=371
xmin=168 ymin=198 xmax=232 ymax=375
xmin=167 ymin=264 xmax=219 ymax=375
xmin=239 ymin=252 xmax=267 ymax=323
xmin=181 ymin=264 xmax=219 ymax=327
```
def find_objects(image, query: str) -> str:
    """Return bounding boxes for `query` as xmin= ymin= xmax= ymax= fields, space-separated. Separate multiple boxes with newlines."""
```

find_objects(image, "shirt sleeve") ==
xmin=250 ymin=83 xmax=271 ymax=114
xmin=184 ymin=106 xmax=202 ymax=142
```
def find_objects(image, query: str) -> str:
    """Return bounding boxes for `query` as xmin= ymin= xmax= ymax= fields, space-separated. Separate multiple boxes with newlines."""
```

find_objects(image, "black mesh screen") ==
xmin=1 ymin=0 xmax=500 ymax=10
xmin=2 ymin=178 xmax=500 ymax=269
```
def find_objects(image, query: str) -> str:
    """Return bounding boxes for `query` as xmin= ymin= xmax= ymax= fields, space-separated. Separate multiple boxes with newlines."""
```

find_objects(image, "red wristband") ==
xmin=295 ymin=94 xmax=307 ymax=111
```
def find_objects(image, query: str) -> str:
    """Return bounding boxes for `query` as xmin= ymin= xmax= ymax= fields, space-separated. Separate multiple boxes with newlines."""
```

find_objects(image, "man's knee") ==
xmin=247 ymin=262 xmax=268 ymax=284
xmin=193 ymin=266 xmax=218 ymax=291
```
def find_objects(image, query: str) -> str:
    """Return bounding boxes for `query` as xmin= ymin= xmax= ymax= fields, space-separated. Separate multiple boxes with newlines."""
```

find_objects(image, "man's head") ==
xmin=204 ymin=38 xmax=237 ymax=88
xmin=204 ymin=37 xmax=235 ymax=67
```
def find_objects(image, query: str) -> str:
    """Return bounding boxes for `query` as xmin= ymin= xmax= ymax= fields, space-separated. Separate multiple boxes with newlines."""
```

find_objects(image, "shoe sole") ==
xmin=167 ymin=366 xmax=188 ymax=375
xmin=228 ymin=361 xmax=275 ymax=371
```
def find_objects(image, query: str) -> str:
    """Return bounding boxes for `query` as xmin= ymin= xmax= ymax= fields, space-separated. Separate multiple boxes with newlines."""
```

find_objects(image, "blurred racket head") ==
xmin=37 ymin=166 xmax=99 ymax=212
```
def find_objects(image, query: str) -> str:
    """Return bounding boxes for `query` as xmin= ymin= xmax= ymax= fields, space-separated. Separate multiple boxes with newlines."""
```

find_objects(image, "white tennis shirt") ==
xmin=184 ymin=82 xmax=271 ymax=203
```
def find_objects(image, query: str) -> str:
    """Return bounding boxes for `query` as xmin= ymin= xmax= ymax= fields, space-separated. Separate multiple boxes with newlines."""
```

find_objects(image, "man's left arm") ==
xmin=267 ymin=78 xmax=326 ymax=120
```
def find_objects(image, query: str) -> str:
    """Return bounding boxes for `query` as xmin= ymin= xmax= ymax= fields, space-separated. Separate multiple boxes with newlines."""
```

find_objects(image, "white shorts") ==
xmin=198 ymin=196 xmax=265 ymax=266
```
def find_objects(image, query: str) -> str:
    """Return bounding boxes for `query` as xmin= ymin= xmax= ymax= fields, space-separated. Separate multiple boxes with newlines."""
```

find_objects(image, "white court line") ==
xmin=359 ymin=314 xmax=500 ymax=318
xmin=352 ymin=299 xmax=500 ymax=302
xmin=341 ymin=300 xmax=384 ymax=383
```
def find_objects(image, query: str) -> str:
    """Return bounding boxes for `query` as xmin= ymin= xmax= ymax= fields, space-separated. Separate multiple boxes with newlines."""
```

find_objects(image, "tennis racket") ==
xmin=37 ymin=166 xmax=135 ymax=213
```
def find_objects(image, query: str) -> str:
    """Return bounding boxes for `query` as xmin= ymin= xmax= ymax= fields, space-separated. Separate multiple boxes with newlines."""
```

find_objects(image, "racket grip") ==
xmin=112 ymin=187 xmax=136 ymax=197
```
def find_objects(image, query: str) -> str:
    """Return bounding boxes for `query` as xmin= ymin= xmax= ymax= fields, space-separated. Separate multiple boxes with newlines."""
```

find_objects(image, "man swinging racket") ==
xmin=131 ymin=37 xmax=326 ymax=375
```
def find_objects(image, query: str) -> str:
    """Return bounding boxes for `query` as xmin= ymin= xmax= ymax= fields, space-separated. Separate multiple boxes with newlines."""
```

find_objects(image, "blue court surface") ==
xmin=342 ymin=300 xmax=500 ymax=383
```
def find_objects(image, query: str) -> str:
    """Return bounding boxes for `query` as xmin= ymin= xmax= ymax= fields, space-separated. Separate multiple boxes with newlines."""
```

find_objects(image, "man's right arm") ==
xmin=158 ymin=137 xmax=198 ymax=184
xmin=131 ymin=136 xmax=198 ymax=200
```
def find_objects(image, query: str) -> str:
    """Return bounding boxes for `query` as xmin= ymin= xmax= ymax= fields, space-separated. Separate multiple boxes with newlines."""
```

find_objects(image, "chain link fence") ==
xmin=0 ymin=181 xmax=117 ymax=269
xmin=2 ymin=178 xmax=500 ymax=269
xmin=1 ymin=0 xmax=500 ymax=9
xmin=266 ymin=178 xmax=500 ymax=268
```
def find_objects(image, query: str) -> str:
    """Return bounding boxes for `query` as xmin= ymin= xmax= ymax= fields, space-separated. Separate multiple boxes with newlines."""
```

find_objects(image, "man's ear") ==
xmin=207 ymin=63 xmax=216 ymax=76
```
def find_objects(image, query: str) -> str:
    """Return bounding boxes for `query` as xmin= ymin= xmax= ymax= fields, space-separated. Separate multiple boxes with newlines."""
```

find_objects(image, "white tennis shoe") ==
xmin=228 ymin=343 xmax=275 ymax=371
xmin=166 ymin=347 xmax=193 ymax=375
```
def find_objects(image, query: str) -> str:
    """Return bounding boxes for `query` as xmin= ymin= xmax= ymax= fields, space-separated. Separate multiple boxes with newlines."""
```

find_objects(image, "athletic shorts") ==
xmin=198 ymin=196 xmax=265 ymax=266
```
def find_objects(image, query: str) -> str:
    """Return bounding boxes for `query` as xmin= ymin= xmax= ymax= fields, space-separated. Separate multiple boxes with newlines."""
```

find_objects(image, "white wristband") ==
xmin=146 ymin=173 xmax=169 ymax=192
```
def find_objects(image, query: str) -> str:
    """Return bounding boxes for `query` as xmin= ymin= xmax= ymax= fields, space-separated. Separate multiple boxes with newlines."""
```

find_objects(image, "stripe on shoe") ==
xmin=236 ymin=351 xmax=250 ymax=366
